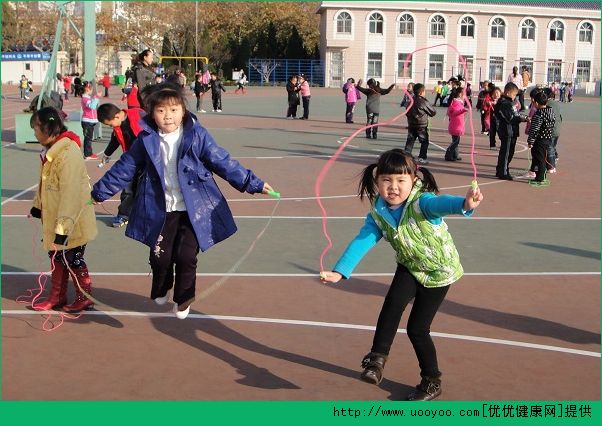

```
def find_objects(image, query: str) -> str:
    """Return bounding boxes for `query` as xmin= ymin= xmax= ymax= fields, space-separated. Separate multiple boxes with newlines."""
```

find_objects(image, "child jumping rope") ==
xmin=91 ymin=84 xmax=275 ymax=319
xmin=320 ymin=149 xmax=483 ymax=401
xmin=355 ymin=79 xmax=395 ymax=140
xmin=29 ymin=107 xmax=98 ymax=313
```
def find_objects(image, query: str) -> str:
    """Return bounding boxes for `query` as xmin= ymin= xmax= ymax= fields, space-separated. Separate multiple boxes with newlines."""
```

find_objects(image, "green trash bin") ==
xmin=114 ymin=75 xmax=125 ymax=85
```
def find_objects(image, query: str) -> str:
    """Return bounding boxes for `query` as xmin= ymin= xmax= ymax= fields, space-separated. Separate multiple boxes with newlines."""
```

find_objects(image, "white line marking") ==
xmin=2 ymin=272 xmax=599 ymax=277
xmin=1 ymin=184 xmax=38 ymax=206
xmin=1 ymin=310 xmax=598 ymax=358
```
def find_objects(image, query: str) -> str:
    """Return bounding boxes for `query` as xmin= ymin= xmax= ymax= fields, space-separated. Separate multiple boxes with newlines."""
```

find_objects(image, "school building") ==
xmin=316 ymin=1 xmax=600 ymax=92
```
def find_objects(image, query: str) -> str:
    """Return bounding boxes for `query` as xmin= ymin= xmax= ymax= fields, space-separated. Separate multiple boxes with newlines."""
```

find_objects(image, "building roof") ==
xmin=455 ymin=1 xmax=600 ymax=9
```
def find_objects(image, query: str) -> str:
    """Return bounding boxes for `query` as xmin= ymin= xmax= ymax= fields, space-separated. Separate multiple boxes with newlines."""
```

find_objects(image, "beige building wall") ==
xmin=317 ymin=1 xmax=600 ymax=89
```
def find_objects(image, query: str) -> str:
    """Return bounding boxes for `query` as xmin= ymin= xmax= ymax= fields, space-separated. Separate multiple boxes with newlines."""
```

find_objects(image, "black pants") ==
xmin=480 ymin=111 xmax=487 ymax=133
xmin=532 ymin=139 xmax=553 ymax=181
xmin=212 ymin=94 xmax=222 ymax=111
xmin=496 ymin=131 xmax=517 ymax=177
xmin=433 ymin=93 xmax=441 ymax=106
xmin=404 ymin=127 xmax=430 ymax=159
xmin=104 ymin=87 xmax=109 ymax=97
xmin=301 ymin=95 xmax=310 ymax=119
xmin=49 ymin=244 xmax=87 ymax=269
xmin=195 ymin=93 xmax=203 ymax=111
xmin=345 ymin=102 xmax=355 ymax=123
xmin=489 ymin=116 xmax=498 ymax=148
xmin=445 ymin=135 xmax=461 ymax=160
xmin=149 ymin=211 xmax=199 ymax=305
xmin=371 ymin=264 xmax=450 ymax=378
xmin=81 ymin=121 xmax=96 ymax=157
xmin=366 ymin=113 xmax=379 ymax=138
xmin=517 ymin=90 xmax=525 ymax=110
xmin=287 ymin=103 xmax=298 ymax=118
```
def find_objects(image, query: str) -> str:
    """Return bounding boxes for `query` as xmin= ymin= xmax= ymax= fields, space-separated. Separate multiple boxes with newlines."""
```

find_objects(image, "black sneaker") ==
xmin=360 ymin=352 xmax=387 ymax=385
xmin=407 ymin=375 xmax=442 ymax=401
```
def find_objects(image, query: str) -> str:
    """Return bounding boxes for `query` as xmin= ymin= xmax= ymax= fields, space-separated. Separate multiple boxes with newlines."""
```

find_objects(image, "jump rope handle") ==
xmin=471 ymin=180 xmax=479 ymax=202
xmin=267 ymin=190 xmax=281 ymax=199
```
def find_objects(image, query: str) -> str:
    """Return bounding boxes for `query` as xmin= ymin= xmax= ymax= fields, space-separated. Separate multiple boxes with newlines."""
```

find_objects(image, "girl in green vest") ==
xmin=321 ymin=149 xmax=483 ymax=401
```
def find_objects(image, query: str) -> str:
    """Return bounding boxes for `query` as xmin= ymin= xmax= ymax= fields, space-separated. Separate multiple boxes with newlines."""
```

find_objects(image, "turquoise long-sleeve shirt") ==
xmin=333 ymin=193 xmax=473 ymax=279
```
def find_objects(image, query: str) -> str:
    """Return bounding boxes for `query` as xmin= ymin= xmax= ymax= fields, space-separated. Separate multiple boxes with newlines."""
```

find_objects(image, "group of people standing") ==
xmin=286 ymin=74 xmax=311 ymax=119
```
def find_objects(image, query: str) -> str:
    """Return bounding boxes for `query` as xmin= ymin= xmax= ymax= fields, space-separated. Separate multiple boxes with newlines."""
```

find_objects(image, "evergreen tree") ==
xmin=284 ymin=26 xmax=305 ymax=59
xmin=161 ymin=34 xmax=177 ymax=71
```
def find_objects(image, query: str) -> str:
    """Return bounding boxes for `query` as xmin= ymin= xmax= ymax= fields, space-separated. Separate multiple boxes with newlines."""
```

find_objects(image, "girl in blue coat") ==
xmin=92 ymin=84 xmax=274 ymax=319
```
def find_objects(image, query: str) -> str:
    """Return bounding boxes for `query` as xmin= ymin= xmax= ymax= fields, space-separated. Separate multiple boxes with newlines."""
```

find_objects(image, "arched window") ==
xmin=399 ymin=13 xmax=414 ymax=36
xmin=336 ymin=12 xmax=352 ymax=34
xmin=368 ymin=12 xmax=384 ymax=34
xmin=521 ymin=19 xmax=536 ymax=40
xmin=460 ymin=16 xmax=475 ymax=37
xmin=549 ymin=20 xmax=564 ymax=41
xmin=579 ymin=22 xmax=593 ymax=43
xmin=491 ymin=18 xmax=505 ymax=39
xmin=430 ymin=15 xmax=446 ymax=37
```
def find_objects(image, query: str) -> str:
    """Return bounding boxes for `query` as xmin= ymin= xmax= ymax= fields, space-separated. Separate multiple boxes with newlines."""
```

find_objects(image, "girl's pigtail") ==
xmin=358 ymin=163 xmax=378 ymax=203
xmin=416 ymin=166 xmax=439 ymax=194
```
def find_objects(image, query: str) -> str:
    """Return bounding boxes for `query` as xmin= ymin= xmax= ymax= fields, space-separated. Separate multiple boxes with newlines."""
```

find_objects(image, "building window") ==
xmin=398 ymin=53 xmax=412 ymax=78
xmin=457 ymin=55 xmax=473 ymax=80
xmin=369 ymin=13 xmax=384 ymax=34
xmin=429 ymin=54 xmax=444 ymax=79
xmin=367 ymin=52 xmax=382 ymax=78
xmin=547 ymin=59 xmax=562 ymax=83
xmin=336 ymin=12 xmax=352 ymax=34
xmin=549 ymin=20 xmax=564 ymax=41
xmin=489 ymin=56 xmax=504 ymax=81
xmin=576 ymin=60 xmax=591 ymax=83
xmin=491 ymin=18 xmax=505 ymax=39
xmin=25 ymin=63 xmax=31 ymax=71
xmin=579 ymin=22 xmax=593 ymax=43
xmin=430 ymin=15 xmax=446 ymax=37
xmin=521 ymin=19 xmax=536 ymax=40
xmin=399 ymin=13 xmax=414 ymax=36
xmin=519 ymin=58 xmax=534 ymax=82
xmin=460 ymin=16 xmax=475 ymax=37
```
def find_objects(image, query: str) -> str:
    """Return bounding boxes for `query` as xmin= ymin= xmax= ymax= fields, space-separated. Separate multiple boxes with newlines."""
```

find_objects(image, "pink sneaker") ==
xmin=548 ymin=168 xmax=557 ymax=174
xmin=521 ymin=171 xmax=536 ymax=179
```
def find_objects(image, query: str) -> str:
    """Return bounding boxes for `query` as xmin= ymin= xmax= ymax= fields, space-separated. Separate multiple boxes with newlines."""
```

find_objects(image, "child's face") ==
xmin=32 ymin=122 xmax=57 ymax=147
xmin=102 ymin=111 xmax=125 ymax=128
xmin=506 ymin=89 xmax=518 ymax=99
xmin=492 ymin=89 xmax=502 ymax=100
xmin=153 ymin=101 xmax=184 ymax=133
xmin=376 ymin=173 xmax=415 ymax=208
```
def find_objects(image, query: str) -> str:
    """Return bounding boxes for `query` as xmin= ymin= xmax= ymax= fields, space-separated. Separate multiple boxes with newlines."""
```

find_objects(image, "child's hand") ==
xmin=320 ymin=271 xmax=342 ymax=283
xmin=464 ymin=186 xmax=483 ymax=211
xmin=261 ymin=182 xmax=275 ymax=195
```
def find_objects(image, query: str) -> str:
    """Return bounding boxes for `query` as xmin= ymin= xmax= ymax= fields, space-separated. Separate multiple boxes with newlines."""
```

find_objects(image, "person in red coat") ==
xmin=101 ymin=72 xmax=111 ymax=97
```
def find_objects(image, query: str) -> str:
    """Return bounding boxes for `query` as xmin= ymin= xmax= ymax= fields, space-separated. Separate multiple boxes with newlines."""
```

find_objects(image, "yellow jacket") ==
xmin=33 ymin=137 xmax=98 ymax=250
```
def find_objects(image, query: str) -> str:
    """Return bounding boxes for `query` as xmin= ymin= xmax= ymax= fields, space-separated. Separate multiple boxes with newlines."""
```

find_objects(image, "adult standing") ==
xmin=521 ymin=66 xmax=531 ymax=95
xmin=132 ymin=49 xmax=156 ymax=106
xmin=101 ymin=72 xmax=111 ymax=97
xmin=298 ymin=74 xmax=311 ymax=120
xmin=507 ymin=66 xmax=525 ymax=111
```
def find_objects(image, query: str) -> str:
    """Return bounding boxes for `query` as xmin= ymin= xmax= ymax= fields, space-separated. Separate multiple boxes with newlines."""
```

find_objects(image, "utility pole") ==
xmin=195 ymin=1 xmax=199 ymax=72
xmin=83 ymin=0 xmax=96 ymax=87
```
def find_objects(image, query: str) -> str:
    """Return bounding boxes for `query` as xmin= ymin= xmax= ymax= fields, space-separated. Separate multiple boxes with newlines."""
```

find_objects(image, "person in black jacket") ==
xmin=209 ymin=73 xmax=226 ymax=112
xmin=494 ymin=83 xmax=527 ymax=180
xmin=403 ymin=83 xmax=437 ymax=164
xmin=526 ymin=91 xmax=556 ymax=184
xmin=286 ymin=75 xmax=300 ymax=119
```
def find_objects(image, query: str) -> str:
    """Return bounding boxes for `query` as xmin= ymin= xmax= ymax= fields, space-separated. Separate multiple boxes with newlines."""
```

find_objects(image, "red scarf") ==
xmin=57 ymin=130 xmax=82 ymax=148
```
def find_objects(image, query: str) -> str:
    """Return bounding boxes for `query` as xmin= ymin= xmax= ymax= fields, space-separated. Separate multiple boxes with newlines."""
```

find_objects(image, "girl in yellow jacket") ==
xmin=29 ymin=107 xmax=98 ymax=313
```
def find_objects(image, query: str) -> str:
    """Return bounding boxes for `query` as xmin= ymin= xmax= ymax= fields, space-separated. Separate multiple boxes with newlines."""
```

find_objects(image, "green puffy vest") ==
xmin=370 ymin=181 xmax=463 ymax=288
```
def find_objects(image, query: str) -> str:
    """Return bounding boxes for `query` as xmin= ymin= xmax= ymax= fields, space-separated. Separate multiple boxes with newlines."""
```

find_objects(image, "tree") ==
xmin=284 ymin=26 xmax=305 ymax=59
xmin=2 ymin=3 xmax=17 ymax=51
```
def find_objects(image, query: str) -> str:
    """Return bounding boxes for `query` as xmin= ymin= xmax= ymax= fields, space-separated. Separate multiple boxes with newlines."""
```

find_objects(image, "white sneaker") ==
xmin=154 ymin=290 xmax=171 ymax=306
xmin=216 ymin=109 xmax=222 ymax=112
xmin=200 ymin=109 xmax=206 ymax=113
xmin=212 ymin=109 xmax=216 ymax=112
xmin=520 ymin=171 xmax=536 ymax=179
xmin=174 ymin=304 xmax=190 ymax=320
xmin=548 ymin=168 xmax=557 ymax=174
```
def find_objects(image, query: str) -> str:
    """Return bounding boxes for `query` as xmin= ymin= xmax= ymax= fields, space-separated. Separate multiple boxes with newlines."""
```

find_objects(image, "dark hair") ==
xmin=142 ymin=82 xmax=187 ymax=115
xmin=30 ymin=107 xmax=68 ymax=137
xmin=529 ymin=87 xmax=542 ymax=99
xmin=138 ymin=49 xmax=152 ymax=63
xmin=358 ymin=149 xmax=439 ymax=203
xmin=532 ymin=91 xmax=548 ymax=106
xmin=449 ymin=86 xmax=463 ymax=99
xmin=97 ymin=103 xmax=122 ymax=122
xmin=504 ymin=82 xmax=519 ymax=93
xmin=512 ymin=66 xmax=518 ymax=77
xmin=542 ymin=87 xmax=554 ymax=99
xmin=413 ymin=83 xmax=425 ymax=95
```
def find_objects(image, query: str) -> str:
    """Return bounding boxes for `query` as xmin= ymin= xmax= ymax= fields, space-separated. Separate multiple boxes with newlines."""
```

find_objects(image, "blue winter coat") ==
xmin=91 ymin=112 xmax=265 ymax=251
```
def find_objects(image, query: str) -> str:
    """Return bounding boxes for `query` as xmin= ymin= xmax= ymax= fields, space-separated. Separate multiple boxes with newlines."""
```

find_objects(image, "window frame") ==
xmin=429 ymin=54 xmax=444 ymax=80
xmin=488 ymin=56 xmax=504 ymax=82
xmin=398 ymin=53 xmax=413 ymax=79
xmin=490 ymin=17 xmax=506 ymax=39
xmin=549 ymin=20 xmax=564 ymax=42
xmin=579 ymin=22 xmax=593 ymax=43
xmin=368 ymin=12 xmax=384 ymax=35
xmin=398 ymin=13 xmax=414 ymax=36
xmin=429 ymin=15 xmax=446 ymax=37
xmin=460 ymin=16 xmax=475 ymax=38
xmin=336 ymin=11 xmax=352 ymax=34
xmin=367 ymin=52 xmax=383 ymax=78
xmin=521 ymin=19 xmax=536 ymax=40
